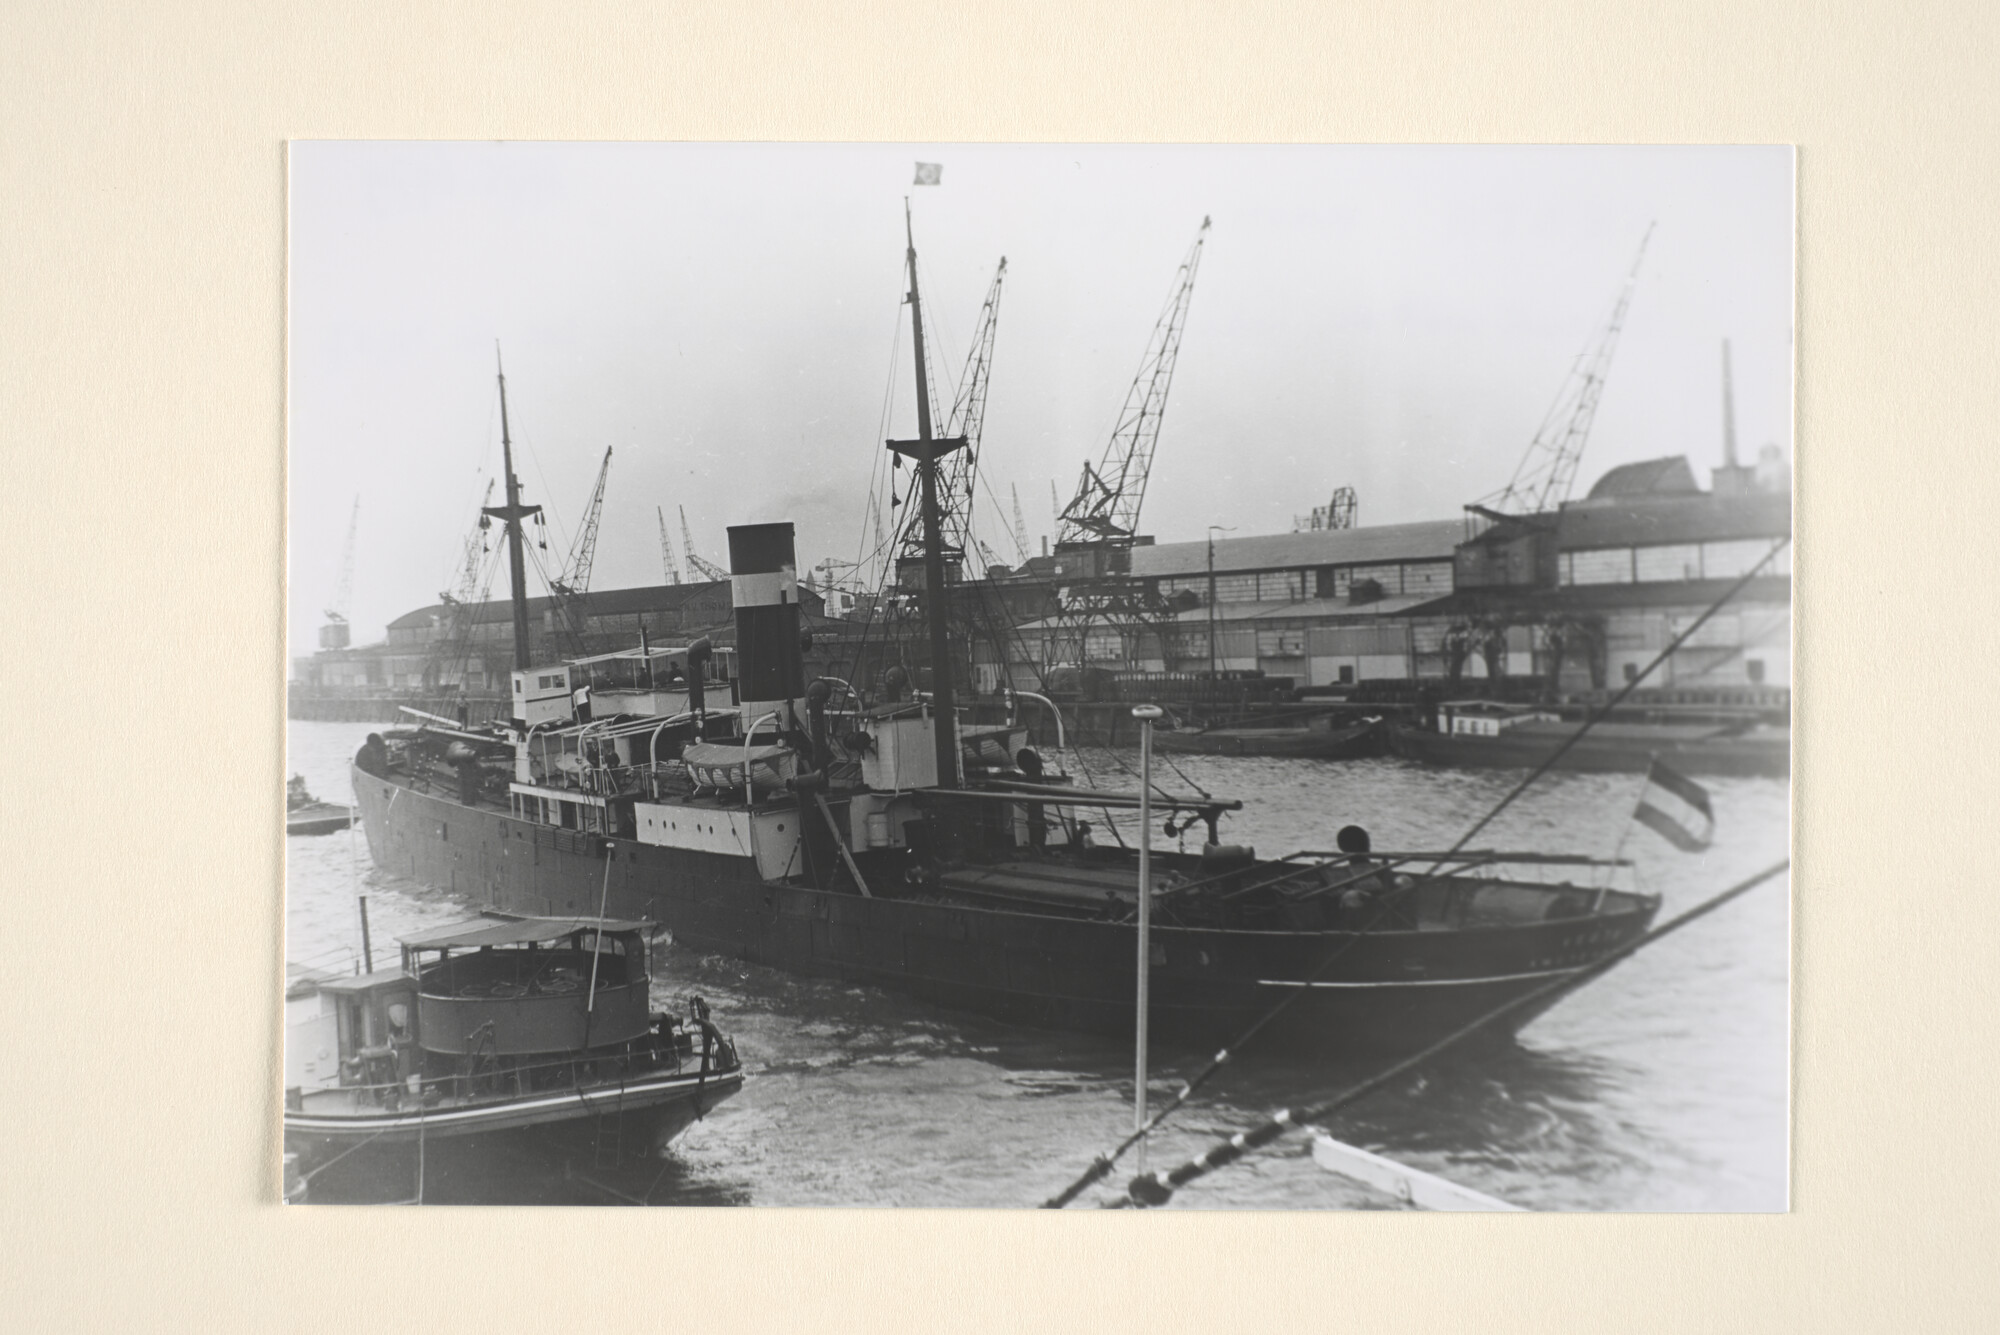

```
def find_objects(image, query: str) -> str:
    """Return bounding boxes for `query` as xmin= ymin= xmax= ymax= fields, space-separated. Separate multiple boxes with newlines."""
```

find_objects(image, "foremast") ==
xmin=886 ymin=204 xmax=967 ymax=790
xmin=482 ymin=348 xmax=542 ymax=677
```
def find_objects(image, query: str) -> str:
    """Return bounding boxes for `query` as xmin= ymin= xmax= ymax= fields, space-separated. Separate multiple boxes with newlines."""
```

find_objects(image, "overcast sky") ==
xmin=288 ymin=143 xmax=1792 ymax=650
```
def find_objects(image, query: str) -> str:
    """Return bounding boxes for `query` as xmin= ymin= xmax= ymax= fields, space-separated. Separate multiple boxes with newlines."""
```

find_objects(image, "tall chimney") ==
xmin=727 ymin=522 xmax=806 ymax=732
xmin=1722 ymin=338 xmax=1739 ymax=469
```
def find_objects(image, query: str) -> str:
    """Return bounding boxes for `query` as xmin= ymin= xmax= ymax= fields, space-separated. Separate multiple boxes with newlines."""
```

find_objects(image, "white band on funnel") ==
xmin=731 ymin=569 xmax=795 ymax=608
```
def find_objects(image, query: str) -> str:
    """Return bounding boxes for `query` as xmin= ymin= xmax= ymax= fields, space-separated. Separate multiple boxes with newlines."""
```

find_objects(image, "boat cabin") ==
xmin=285 ymin=967 xmax=419 ymax=1096
xmin=566 ymin=644 xmax=739 ymax=719
xmin=397 ymin=915 xmax=657 ymax=1057
xmin=286 ymin=915 xmax=658 ymax=1105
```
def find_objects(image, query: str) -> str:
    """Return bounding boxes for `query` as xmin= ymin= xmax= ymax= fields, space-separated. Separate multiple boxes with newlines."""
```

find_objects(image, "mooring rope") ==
xmin=1065 ymin=859 xmax=1788 ymax=1209
xmin=1039 ymin=536 xmax=1790 ymax=1208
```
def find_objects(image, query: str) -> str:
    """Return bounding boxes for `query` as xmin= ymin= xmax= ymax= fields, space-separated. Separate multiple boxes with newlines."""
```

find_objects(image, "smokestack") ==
xmin=727 ymin=522 xmax=806 ymax=732
xmin=1722 ymin=338 xmax=1739 ymax=469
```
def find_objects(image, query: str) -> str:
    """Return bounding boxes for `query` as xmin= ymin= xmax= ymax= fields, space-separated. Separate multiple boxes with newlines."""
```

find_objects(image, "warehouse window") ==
xmin=1210 ymin=573 xmax=1258 ymax=603
xmin=1635 ymin=544 xmax=1702 ymax=583
xmin=1565 ymin=548 xmax=1635 ymax=585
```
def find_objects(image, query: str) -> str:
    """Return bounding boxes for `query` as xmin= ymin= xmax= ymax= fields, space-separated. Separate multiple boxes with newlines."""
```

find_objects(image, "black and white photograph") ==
xmin=283 ymin=142 xmax=1792 ymax=1209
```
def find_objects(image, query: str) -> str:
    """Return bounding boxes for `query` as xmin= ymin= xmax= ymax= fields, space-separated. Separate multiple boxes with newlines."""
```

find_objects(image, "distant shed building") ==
xmin=1439 ymin=453 xmax=1792 ymax=691
xmin=997 ymin=520 xmax=1462 ymax=687
xmin=293 ymin=579 xmax=824 ymax=698
xmin=987 ymin=450 xmax=1790 ymax=698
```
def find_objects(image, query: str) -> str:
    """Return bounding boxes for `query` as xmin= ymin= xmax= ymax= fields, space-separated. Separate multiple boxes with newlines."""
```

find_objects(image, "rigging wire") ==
xmin=854 ymin=297 xmax=907 ymax=585
xmin=1040 ymin=535 xmax=1792 ymax=1207
xmin=1089 ymin=858 xmax=1791 ymax=1210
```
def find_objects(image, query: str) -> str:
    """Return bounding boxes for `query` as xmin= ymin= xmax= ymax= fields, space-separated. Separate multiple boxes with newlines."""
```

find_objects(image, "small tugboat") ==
xmin=286 ymin=774 xmax=354 ymax=836
xmin=1153 ymin=712 xmax=1388 ymax=760
xmin=283 ymin=914 xmax=744 ymax=1202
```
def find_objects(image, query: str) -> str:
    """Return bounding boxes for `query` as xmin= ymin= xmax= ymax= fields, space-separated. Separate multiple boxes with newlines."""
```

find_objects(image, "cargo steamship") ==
xmin=353 ymin=222 xmax=1660 ymax=1053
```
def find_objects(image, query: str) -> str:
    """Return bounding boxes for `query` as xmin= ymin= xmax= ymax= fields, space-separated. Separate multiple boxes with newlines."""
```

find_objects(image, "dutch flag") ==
xmin=1633 ymin=757 xmax=1715 ymax=852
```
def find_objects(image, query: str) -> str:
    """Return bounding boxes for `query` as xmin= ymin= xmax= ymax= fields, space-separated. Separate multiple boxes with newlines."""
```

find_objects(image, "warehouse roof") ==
xmin=1129 ymin=520 xmax=1464 ymax=579
xmin=388 ymin=579 xmax=744 ymax=630
xmin=1556 ymin=491 xmax=1791 ymax=550
xmin=1583 ymin=455 xmax=1702 ymax=501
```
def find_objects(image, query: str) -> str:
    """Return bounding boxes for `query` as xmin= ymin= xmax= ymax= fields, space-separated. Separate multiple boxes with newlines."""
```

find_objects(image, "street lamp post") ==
xmin=1132 ymin=702 xmax=1164 ymax=1172
xmin=1206 ymin=526 xmax=1233 ymax=705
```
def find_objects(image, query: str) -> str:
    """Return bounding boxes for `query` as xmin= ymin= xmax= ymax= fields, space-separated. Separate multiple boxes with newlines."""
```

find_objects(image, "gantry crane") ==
xmin=1011 ymin=483 xmax=1031 ymax=563
xmin=318 ymin=496 xmax=360 ymax=649
xmin=1056 ymin=217 xmax=1210 ymax=548
xmin=1486 ymin=224 xmax=1653 ymax=515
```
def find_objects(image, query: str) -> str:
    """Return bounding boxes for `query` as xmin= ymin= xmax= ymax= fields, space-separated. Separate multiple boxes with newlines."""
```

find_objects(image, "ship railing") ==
xmin=289 ymin=1023 xmax=738 ymax=1111
xmin=1170 ymin=847 xmax=1638 ymax=909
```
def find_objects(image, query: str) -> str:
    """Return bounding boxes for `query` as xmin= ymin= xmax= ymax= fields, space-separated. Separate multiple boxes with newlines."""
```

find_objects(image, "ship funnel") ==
xmin=727 ymin=522 xmax=807 ymax=732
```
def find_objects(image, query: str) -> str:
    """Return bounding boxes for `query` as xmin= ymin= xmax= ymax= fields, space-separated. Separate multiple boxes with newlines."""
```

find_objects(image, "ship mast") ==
xmin=887 ymin=204 xmax=967 ymax=789
xmin=482 ymin=347 xmax=542 ymax=674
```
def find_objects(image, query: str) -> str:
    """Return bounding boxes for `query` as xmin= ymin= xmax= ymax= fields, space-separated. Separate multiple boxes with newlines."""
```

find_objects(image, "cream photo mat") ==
xmin=4 ymin=1 xmax=1993 ymax=1330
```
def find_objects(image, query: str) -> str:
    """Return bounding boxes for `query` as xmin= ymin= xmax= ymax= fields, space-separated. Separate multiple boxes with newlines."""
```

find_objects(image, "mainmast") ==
xmin=887 ymin=204 xmax=967 ymax=789
xmin=482 ymin=348 xmax=542 ymax=673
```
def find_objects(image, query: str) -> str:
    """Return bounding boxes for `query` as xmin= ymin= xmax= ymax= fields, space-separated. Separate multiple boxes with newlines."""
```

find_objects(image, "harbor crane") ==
xmin=550 ymin=447 xmax=612 ymax=600
xmin=896 ymin=257 xmax=1007 ymax=575
xmin=547 ymin=446 xmax=612 ymax=654
xmin=318 ymin=495 xmax=359 ymax=649
xmin=1056 ymin=217 xmax=1210 ymax=549
xmin=1295 ymin=485 xmax=1358 ymax=532
xmin=443 ymin=480 xmax=495 ymax=604
xmin=680 ymin=505 xmax=729 ymax=582
xmin=1485 ymin=224 xmax=1653 ymax=515
xmin=1011 ymin=483 xmax=1031 ymax=563
xmin=656 ymin=506 xmax=682 ymax=584
xmin=421 ymin=480 xmax=499 ymax=694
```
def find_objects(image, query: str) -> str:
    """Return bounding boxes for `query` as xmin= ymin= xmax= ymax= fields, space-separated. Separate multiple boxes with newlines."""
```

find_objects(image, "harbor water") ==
xmin=285 ymin=719 xmax=1789 ymax=1209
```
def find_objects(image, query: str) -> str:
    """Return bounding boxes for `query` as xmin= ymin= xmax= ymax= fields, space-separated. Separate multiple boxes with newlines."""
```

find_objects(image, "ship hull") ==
xmin=1153 ymin=719 xmax=1386 ymax=759
xmin=285 ymin=1067 xmax=742 ymax=1152
xmin=285 ymin=1068 xmax=742 ymax=1202
xmin=354 ymin=765 xmax=1655 ymax=1053
xmin=287 ymin=802 xmax=354 ymax=836
xmin=1388 ymin=721 xmax=1790 ymax=778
